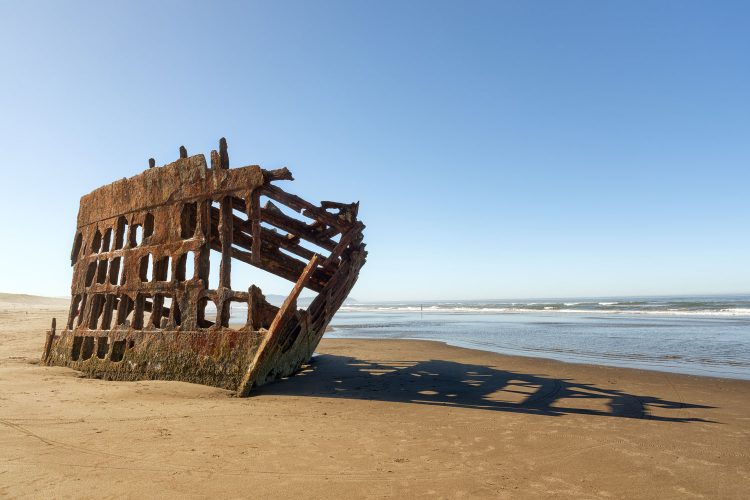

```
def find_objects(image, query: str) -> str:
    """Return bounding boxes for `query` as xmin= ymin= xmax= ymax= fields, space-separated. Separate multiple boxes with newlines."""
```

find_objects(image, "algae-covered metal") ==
xmin=42 ymin=139 xmax=366 ymax=395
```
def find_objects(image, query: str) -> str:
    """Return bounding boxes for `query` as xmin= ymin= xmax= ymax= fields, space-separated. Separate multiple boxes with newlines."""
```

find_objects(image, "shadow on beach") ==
xmin=254 ymin=354 xmax=715 ymax=423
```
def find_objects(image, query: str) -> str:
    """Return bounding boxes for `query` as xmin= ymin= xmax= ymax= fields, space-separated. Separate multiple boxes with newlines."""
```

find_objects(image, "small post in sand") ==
xmin=42 ymin=318 xmax=56 ymax=362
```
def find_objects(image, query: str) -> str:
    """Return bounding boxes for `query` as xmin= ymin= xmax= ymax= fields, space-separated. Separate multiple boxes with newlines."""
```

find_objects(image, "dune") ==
xmin=0 ymin=293 xmax=69 ymax=309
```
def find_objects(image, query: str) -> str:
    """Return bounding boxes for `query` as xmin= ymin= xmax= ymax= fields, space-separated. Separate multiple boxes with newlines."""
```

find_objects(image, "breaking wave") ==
xmin=340 ymin=296 xmax=750 ymax=317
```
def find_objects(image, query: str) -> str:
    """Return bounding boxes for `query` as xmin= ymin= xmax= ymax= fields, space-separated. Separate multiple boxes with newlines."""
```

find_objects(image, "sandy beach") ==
xmin=1 ymin=301 xmax=749 ymax=498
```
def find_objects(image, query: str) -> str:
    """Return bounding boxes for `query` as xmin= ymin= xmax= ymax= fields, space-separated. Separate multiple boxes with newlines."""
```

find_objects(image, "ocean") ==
xmin=324 ymin=295 xmax=750 ymax=380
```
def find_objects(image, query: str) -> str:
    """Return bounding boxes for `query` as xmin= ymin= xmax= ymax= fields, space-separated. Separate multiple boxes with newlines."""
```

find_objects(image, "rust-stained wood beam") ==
xmin=209 ymin=239 xmax=329 ymax=293
xmin=214 ymin=204 xmax=320 ymax=262
xmin=262 ymin=184 xmax=350 ymax=230
xmin=262 ymin=167 xmax=294 ymax=182
xmin=247 ymin=285 xmax=264 ymax=331
xmin=238 ymin=255 xmax=320 ymax=396
xmin=323 ymin=221 xmax=364 ymax=267
xmin=262 ymin=203 xmax=338 ymax=251
xmin=219 ymin=137 xmax=229 ymax=169
xmin=249 ymin=190 xmax=261 ymax=265
xmin=227 ymin=196 xmax=339 ymax=252
xmin=218 ymin=196 xmax=233 ymax=289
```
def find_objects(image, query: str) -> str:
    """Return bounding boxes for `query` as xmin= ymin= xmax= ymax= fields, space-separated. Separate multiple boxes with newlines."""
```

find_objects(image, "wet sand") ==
xmin=1 ymin=303 xmax=749 ymax=498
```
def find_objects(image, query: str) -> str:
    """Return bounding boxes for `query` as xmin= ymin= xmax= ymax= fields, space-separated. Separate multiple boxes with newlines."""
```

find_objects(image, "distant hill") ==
xmin=260 ymin=294 xmax=358 ymax=307
xmin=0 ymin=292 xmax=357 ymax=310
xmin=0 ymin=293 xmax=70 ymax=309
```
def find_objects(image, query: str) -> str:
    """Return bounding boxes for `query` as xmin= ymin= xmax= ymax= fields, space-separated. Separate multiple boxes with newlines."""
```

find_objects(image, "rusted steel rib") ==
xmin=238 ymin=255 xmax=320 ymax=396
xmin=41 ymin=139 xmax=366 ymax=395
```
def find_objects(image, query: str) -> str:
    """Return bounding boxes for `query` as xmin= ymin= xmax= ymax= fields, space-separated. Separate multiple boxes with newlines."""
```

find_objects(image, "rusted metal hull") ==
xmin=42 ymin=139 xmax=366 ymax=394
xmin=44 ymin=329 xmax=261 ymax=390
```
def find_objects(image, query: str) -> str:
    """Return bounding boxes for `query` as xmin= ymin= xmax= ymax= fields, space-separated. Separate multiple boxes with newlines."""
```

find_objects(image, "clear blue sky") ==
xmin=1 ymin=1 xmax=748 ymax=301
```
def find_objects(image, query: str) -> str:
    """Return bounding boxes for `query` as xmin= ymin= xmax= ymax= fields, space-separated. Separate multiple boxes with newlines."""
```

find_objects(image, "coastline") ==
xmin=328 ymin=333 xmax=750 ymax=382
xmin=331 ymin=336 xmax=750 ymax=384
xmin=2 ymin=306 xmax=749 ymax=498
xmin=328 ymin=307 xmax=750 ymax=381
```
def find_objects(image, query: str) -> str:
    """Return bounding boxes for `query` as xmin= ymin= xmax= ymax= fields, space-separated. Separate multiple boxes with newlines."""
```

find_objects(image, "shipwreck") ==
xmin=41 ymin=139 xmax=366 ymax=395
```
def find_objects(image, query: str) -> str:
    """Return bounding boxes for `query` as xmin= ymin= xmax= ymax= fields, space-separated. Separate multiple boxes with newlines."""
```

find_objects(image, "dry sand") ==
xmin=1 ymin=299 xmax=749 ymax=498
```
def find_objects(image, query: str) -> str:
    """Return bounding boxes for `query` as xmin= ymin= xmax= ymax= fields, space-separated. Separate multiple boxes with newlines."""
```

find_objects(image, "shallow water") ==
xmin=326 ymin=296 xmax=750 ymax=380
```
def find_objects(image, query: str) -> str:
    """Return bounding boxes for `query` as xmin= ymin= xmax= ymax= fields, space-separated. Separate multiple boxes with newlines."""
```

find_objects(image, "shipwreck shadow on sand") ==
xmin=254 ymin=354 xmax=715 ymax=423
